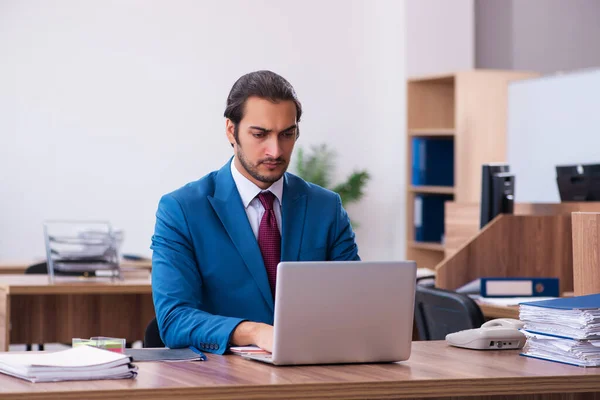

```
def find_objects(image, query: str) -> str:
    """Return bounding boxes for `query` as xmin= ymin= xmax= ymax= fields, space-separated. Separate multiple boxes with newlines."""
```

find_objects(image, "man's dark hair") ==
xmin=224 ymin=70 xmax=302 ymax=146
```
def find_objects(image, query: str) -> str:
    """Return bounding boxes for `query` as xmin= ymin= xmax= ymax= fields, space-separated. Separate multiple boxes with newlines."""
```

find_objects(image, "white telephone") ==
xmin=445 ymin=318 xmax=526 ymax=350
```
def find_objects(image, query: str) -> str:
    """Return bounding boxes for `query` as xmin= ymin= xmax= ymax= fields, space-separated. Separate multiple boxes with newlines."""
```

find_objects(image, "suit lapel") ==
xmin=208 ymin=160 xmax=274 ymax=312
xmin=281 ymin=174 xmax=307 ymax=262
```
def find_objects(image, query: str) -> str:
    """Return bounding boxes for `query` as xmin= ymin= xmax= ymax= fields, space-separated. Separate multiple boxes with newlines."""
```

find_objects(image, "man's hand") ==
xmin=231 ymin=321 xmax=274 ymax=352
xmin=252 ymin=323 xmax=274 ymax=352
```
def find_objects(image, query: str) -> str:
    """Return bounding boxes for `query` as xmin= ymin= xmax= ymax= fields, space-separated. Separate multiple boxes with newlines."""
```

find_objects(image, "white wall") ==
xmin=507 ymin=69 xmax=600 ymax=202
xmin=475 ymin=0 xmax=600 ymax=74
xmin=406 ymin=0 xmax=474 ymax=77
xmin=0 ymin=0 xmax=406 ymax=262
xmin=512 ymin=0 xmax=600 ymax=74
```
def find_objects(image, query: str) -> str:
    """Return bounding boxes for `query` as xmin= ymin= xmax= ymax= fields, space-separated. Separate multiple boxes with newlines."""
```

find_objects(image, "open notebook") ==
xmin=0 ymin=345 xmax=138 ymax=383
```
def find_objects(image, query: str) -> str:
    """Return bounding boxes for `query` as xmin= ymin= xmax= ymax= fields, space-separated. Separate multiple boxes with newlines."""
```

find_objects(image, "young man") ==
xmin=151 ymin=70 xmax=360 ymax=354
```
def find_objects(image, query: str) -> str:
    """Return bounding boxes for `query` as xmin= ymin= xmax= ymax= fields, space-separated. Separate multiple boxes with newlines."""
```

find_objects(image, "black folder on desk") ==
xmin=125 ymin=348 xmax=205 ymax=362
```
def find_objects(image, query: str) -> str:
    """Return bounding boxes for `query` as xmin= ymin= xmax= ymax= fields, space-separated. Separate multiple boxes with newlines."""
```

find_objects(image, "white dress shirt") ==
xmin=230 ymin=159 xmax=283 ymax=239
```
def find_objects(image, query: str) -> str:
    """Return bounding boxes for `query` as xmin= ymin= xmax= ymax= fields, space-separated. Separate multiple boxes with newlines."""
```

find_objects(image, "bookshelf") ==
xmin=406 ymin=70 xmax=539 ymax=269
xmin=409 ymin=186 xmax=455 ymax=195
xmin=408 ymin=129 xmax=455 ymax=137
xmin=409 ymin=241 xmax=445 ymax=252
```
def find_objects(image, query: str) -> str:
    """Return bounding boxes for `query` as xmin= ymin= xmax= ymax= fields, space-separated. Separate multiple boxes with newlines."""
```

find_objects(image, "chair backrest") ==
xmin=24 ymin=261 xmax=94 ymax=277
xmin=25 ymin=262 xmax=48 ymax=274
xmin=414 ymin=285 xmax=485 ymax=340
xmin=144 ymin=317 xmax=165 ymax=348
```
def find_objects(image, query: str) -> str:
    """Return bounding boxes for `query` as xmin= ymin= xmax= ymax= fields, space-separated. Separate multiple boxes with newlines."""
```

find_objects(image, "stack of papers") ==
xmin=0 ymin=345 xmax=138 ymax=383
xmin=522 ymin=331 xmax=600 ymax=367
xmin=519 ymin=294 xmax=600 ymax=367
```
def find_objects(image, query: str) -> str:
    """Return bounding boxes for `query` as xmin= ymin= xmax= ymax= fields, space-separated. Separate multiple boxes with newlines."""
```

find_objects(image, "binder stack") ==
xmin=411 ymin=137 xmax=454 ymax=243
xmin=519 ymin=294 xmax=600 ymax=367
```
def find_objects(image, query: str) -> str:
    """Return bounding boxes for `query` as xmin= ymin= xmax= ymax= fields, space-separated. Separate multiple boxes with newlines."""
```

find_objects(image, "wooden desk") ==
xmin=0 ymin=264 xmax=30 ymax=275
xmin=0 ymin=275 xmax=153 ymax=351
xmin=478 ymin=302 xmax=519 ymax=319
xmin=477 ymin=292 xmax=575 ymax=320
xmin=0 ymin=260 xmax=152 ymax=275
xmin=1 ymin=341 xmax=599 ymax=400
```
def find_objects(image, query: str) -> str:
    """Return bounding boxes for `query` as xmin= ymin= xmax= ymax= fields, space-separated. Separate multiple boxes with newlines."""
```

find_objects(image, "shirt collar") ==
xmin=230 ymin=158 xmax=283 ymax=209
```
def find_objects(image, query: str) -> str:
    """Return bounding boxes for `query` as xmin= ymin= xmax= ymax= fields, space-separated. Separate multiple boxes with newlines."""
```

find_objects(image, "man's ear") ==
xmin=225 ymin=119 xmax=236 ymax=147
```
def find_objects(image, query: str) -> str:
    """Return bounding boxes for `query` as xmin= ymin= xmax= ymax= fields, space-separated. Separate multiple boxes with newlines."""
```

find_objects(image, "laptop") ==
xmin=241 ymin=260 xmax=417 ymax=365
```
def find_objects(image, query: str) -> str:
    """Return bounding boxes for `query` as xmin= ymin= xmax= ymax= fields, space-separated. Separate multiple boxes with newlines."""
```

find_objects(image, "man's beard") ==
xmin=236 ymin=145 xmax=287 ymax=184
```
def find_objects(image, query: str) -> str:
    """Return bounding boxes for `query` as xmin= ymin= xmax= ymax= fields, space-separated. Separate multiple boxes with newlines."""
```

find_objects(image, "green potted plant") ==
xmin=294 ymin=144 xmax=370 ymax=225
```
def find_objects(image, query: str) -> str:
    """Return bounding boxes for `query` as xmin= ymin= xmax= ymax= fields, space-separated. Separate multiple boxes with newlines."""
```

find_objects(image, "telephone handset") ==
xmin=446 ymin=318 xmax=526 ymax=350
xmin=481 ymin=318 xmax=525 ymax=330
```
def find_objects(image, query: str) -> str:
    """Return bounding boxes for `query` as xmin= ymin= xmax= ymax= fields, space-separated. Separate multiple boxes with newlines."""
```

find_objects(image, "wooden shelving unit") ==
xmin=408 ymin=241 xmax=445 ymax=252
xmin=405 ymin=70 xmax=539 ymax=269
xmin=409 ymin=185 xmax=455 ymax=195
xmin=408 ymin=129 xmax=455 ymax=137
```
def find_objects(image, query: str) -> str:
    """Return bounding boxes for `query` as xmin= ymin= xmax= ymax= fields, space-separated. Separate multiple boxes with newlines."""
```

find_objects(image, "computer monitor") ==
xmin=556 ymin=163 xmax=600 ymax=201
xmin=480 ymin=164 xmax=515 ymax=228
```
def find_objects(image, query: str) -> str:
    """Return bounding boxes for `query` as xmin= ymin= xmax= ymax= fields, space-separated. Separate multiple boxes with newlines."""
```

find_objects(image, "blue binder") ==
xmin=519 ymin=352 xmax=599 ymax=367
xmin=520 ymin=293 xmax=600 ymax=309
xmin=480 ymin=277 xmax=559 ymax=298
xmin=411 ymin=137 xmax=454 ymax=186
xmin=414 ymin=194 xmax=453 ymax=242
xmin=412 ymin=138 xmax=423 ymax=185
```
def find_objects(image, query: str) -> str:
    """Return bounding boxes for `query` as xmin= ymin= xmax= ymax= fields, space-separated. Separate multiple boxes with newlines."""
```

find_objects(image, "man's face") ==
xmin=226 ymin=96 xmax=298 ymax=189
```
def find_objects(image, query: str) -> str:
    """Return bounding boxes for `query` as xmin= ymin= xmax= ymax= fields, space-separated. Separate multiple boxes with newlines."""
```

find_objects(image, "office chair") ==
xmin=414 ymin=285 xmax=485 ymax=341
xmin=144 ymin=317 xmax=165 ymax=348
xmin=25 ymin=262 xmax=48 ymax=275
xmin=25 ymin=261 xmax=99 ymax=277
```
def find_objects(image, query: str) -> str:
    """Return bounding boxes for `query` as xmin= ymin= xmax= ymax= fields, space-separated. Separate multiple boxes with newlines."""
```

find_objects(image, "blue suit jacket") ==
xmin=151 ymin=159 xmax=360 ymax=354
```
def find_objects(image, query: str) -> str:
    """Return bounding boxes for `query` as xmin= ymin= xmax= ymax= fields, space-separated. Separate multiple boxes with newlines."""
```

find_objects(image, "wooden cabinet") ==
xmin=406 ymin=70 xmax=538 ymax=269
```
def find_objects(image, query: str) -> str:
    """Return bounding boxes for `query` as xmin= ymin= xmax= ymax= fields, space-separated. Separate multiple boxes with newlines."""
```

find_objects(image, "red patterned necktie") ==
xmin=257 ymin=191 xmax=281 ymax=297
